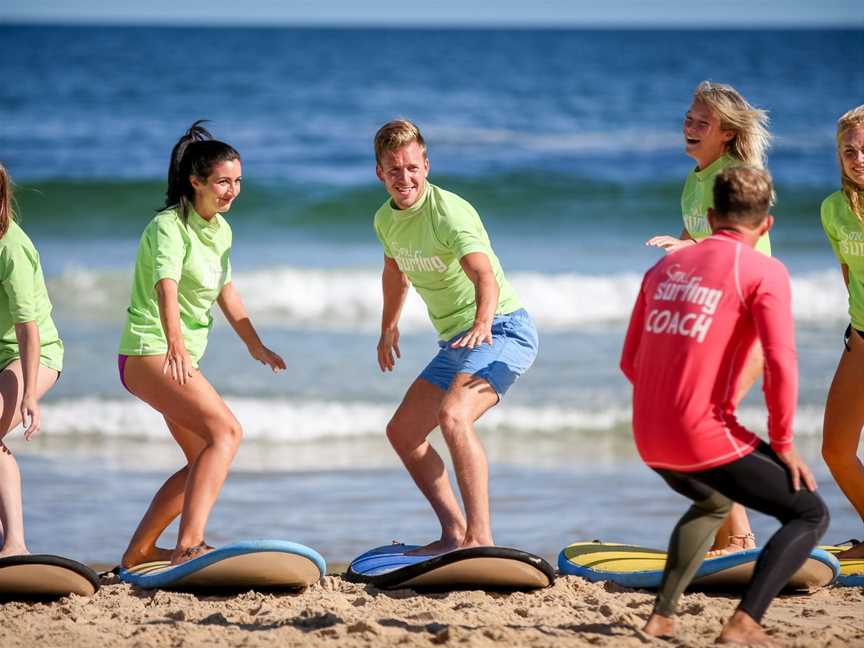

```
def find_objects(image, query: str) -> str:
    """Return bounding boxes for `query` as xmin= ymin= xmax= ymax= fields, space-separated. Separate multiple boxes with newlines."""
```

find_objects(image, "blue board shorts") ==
xmin=419 ymin=308 xmax=538 ymax=398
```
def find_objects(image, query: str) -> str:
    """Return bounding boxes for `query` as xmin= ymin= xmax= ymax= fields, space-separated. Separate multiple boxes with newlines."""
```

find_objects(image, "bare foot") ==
xmin=707 ymin=533 xmax=756 ymax=558
xmin=718 ymin=610 xmax=779 ymax=646
xmin=406 ymin=538 xmax=463 ymax=556
xmin=460 ymin=535 xmax=493 ymax=549
xmin=643 ymin=613 xmax=676 ymax=638
xmin=0 ymin=544 xmax=29 ymax=559
xmin=836 ymin=542 xmax=864 ymax=560
xmin=171 ymin=542 xmax=214 ymax=566
xmin=121 ymin=545 xmax=173 ymax=569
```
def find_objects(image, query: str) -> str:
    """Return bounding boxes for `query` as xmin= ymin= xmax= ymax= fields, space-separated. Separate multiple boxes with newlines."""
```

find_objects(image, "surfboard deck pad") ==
xmin=0 ymin=554 xmax=100 ymax=599
xmin=118 ymin=540 xmax=326 ymax=591
xmin=347 ymin=543 xmax=555 ymax=590
xmin=559 ymin=541 xmax=839 ymax=591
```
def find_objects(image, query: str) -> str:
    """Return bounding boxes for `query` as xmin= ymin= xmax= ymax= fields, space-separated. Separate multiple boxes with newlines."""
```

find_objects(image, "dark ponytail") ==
xmin=164 ymin=120 xmax=240 ymax=224
xmin=0 ymin=162 xmax=15 ymax=240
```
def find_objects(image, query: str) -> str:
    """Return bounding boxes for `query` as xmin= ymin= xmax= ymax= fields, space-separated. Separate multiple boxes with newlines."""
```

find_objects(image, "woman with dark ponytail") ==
xmin=118 ymin=122 xmax=285 ymax=567
xmin=0 ymin=162 xmax=63 ymax=557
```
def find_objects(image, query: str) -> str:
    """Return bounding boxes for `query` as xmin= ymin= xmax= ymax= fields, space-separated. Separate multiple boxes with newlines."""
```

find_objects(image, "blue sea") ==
xmin=1 ymin=25 xmax=863 ymax=564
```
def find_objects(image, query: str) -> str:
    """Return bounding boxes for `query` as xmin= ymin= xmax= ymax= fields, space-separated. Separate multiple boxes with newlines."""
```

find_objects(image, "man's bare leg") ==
xmin=386 ymin=378 xmax=467 ymax=554
xmin=437 ymin=373 xmax=499 ymax=548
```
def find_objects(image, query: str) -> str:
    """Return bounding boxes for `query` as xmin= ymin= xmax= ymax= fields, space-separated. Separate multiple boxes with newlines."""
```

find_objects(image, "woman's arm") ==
xmin=217 ymin=282 xmax=286 ymax=372
xmin=645 ymin=227 xmax=697 ymax=252
xmin=156 ymin=278 xmax=194 ymax=384
xmin=14 ymin=321 xmax=41 ymax=439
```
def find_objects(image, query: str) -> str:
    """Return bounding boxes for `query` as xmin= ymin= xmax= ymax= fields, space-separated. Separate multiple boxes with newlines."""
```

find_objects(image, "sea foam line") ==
xmin=37 ymin=397 xmax=826 ymax=442
xmin=48 ymin=266 xmax=848 ymax=331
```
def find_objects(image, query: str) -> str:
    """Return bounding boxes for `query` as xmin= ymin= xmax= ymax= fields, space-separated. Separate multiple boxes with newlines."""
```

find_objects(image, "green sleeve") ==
xmin=224 ymin=257 xmax=232 ymax=285
xmin=821 ymin=200 xmax=843 ymax=262
xmin=0 ymin=244 xmax=38 ymax=323
xmin=150 ymin=217 xmax=185 ymax=286
xmin=433 ymin=200 xmax=490 ymax=260
xmin=374 ymin=215 xmax=394 ymax=258
xmin=223 ymin=220 xmax=233 ymax=285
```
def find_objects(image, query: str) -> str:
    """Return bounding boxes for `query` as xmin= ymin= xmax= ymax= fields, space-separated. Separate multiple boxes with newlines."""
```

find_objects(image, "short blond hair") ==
xmin=713 ymin=166 xmax=773 ymax=226
xmin=374 ymin=119 xmax=427 ymax=165
xmin=693 ymin=81 xmax=771 ymax=169
xmin=837 ymin=105 xmax=864 ymax=222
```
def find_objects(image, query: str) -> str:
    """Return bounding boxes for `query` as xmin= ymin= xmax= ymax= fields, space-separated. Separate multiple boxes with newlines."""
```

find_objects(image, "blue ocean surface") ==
xmin=1 ymin=25 xmax=862 ymax=563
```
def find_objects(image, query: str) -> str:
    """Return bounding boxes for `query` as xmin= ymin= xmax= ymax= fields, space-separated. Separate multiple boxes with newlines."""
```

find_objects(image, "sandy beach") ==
xmin=1 ymin=573 xmax=862 ymax=647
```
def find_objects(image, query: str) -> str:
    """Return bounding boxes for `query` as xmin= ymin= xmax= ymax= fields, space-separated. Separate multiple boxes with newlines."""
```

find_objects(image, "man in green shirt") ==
xmin=373 ymin=119 xmax=538 ymax=554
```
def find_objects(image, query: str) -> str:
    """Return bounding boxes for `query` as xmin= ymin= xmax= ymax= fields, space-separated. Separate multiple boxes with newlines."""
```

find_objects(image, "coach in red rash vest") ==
xmin=621 ymin=166 xmax=828 ymax=646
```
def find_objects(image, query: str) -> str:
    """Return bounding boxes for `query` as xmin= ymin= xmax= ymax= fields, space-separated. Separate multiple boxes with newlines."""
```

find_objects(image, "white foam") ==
xmin=48 ymin=266 xmax=848 ymax=331
xmin=37 ymin=397 xmax=826 ymax=442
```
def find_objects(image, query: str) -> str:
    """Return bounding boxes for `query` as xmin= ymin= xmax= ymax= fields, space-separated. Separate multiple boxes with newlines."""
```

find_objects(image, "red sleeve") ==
xmin=750 ymin=261 xmax=797 ymax=453
xmin=620 ymin=276 xmax=648 ymax=384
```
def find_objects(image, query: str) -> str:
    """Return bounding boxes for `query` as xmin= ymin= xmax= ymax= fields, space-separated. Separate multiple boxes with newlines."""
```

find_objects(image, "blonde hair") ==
xmin=0 ymin=162 xmax=14 ymax=239
xmin=374 ymin=119 xmax=427 ymax=165
xmin=713 ymin=166 xmax=773 ymax=226
xmin=693 ymin=81 xmax=771 ymax=169
xmin=836 ymin=105 xmax=864 ymax=222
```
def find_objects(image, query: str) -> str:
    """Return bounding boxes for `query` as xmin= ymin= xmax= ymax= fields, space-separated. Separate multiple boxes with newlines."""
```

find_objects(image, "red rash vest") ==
xmin=620 ymin=229 xmax=797 ymax=472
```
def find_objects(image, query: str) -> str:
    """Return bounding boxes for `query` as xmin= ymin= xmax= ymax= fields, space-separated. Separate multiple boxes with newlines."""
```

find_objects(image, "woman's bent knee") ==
xmin=210 ymin=419 xmax=242 ymax=452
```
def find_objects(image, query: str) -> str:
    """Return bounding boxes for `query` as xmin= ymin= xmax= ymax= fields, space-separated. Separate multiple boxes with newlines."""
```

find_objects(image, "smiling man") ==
xmin=372 ymin=119 xmax=538 ymax=555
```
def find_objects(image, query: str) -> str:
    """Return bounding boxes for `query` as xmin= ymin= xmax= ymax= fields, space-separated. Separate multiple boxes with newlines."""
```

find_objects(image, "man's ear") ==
xmin=707 ymin=206 xmax=717 ymax=231
xmin=758 ymin=214 xmax=774 ymax=236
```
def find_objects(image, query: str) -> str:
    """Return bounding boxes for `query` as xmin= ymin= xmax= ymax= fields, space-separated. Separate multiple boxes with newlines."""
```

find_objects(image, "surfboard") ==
xmin=558 ymin=541 xmax=838 ymax=590
xmin=346 ymin=543 xmax=555 ymax=590
xmin=0 ymin=554 xmax=100 ymax=598
xmin=820 ymin=544 xmax=864 ymax=587
xmin=118 ymin=540 xmax=326 ymax=590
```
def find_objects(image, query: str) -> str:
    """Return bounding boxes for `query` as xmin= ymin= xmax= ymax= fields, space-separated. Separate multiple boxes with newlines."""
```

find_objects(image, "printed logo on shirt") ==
xmin=394 ymin=247 xmax=447 ymax=273
xmin=684 ymin=210 xmax=710 ymax=237
xmin=838 ymin=225 xmax=864 ymax=256
xmin=202 ymin=266 xmax=226 ymax=290
xmin=645 ymin=264 xmax=723 ymax=343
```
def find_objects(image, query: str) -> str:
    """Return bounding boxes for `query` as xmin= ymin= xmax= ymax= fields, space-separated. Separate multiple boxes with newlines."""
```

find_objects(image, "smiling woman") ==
xmin=820 ymin=105 xmax=864 ymax=562
xmin=642 ymin=82 xmax=776 ymax=561
xmin=116 ymin=121 xmax=287 ymax=570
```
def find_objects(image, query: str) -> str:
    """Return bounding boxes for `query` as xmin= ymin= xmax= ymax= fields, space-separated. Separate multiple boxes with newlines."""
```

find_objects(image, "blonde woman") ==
xmin=0 ymin=163 xmax=63 ymax=557
xmin=821 ymin=105 xmax=864 ymax=560
xmin=646 ymin=81 xmax=773 ymax=556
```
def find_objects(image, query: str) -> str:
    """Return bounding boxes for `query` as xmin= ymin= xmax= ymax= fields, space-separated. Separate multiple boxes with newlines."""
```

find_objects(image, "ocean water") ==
xmin=1 ymin=25 xmax=863 ymax=564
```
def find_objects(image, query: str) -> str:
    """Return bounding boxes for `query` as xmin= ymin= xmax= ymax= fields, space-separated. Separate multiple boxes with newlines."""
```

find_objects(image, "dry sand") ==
xmin=1 ymin=574 xmax=862 ymax=647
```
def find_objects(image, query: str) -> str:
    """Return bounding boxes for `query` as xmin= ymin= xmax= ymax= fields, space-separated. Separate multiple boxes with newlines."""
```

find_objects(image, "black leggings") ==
xmin=654 ymin=443 xmax=829 ymax=622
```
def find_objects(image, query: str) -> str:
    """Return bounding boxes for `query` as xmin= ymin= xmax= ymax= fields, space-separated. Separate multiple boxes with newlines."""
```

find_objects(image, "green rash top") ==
xmin=0 ymin=221 xmax=63 ymax=371
xmin=119 ymin=206 xmax=232 ymax=366
xmin=374 ymin=183 xmax=521 ymax=341
xmin=681 ymin=153 xmax=772 ymax=256
xmin=821 ymin=191 xmax=864 ymax=330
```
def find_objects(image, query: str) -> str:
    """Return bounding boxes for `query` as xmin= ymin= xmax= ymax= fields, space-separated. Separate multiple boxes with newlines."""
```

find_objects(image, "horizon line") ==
xmin=1 ymin=18 xmax=863 ymax=30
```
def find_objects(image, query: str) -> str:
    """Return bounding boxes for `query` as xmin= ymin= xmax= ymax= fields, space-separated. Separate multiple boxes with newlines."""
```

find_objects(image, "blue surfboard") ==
xmin=119 ymin=540 xmax=326 ymax=590
xmin=558 ymin=541 xmax=839 ymax=590
xmin=347 ymin=543 xmax=554 ymax=589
